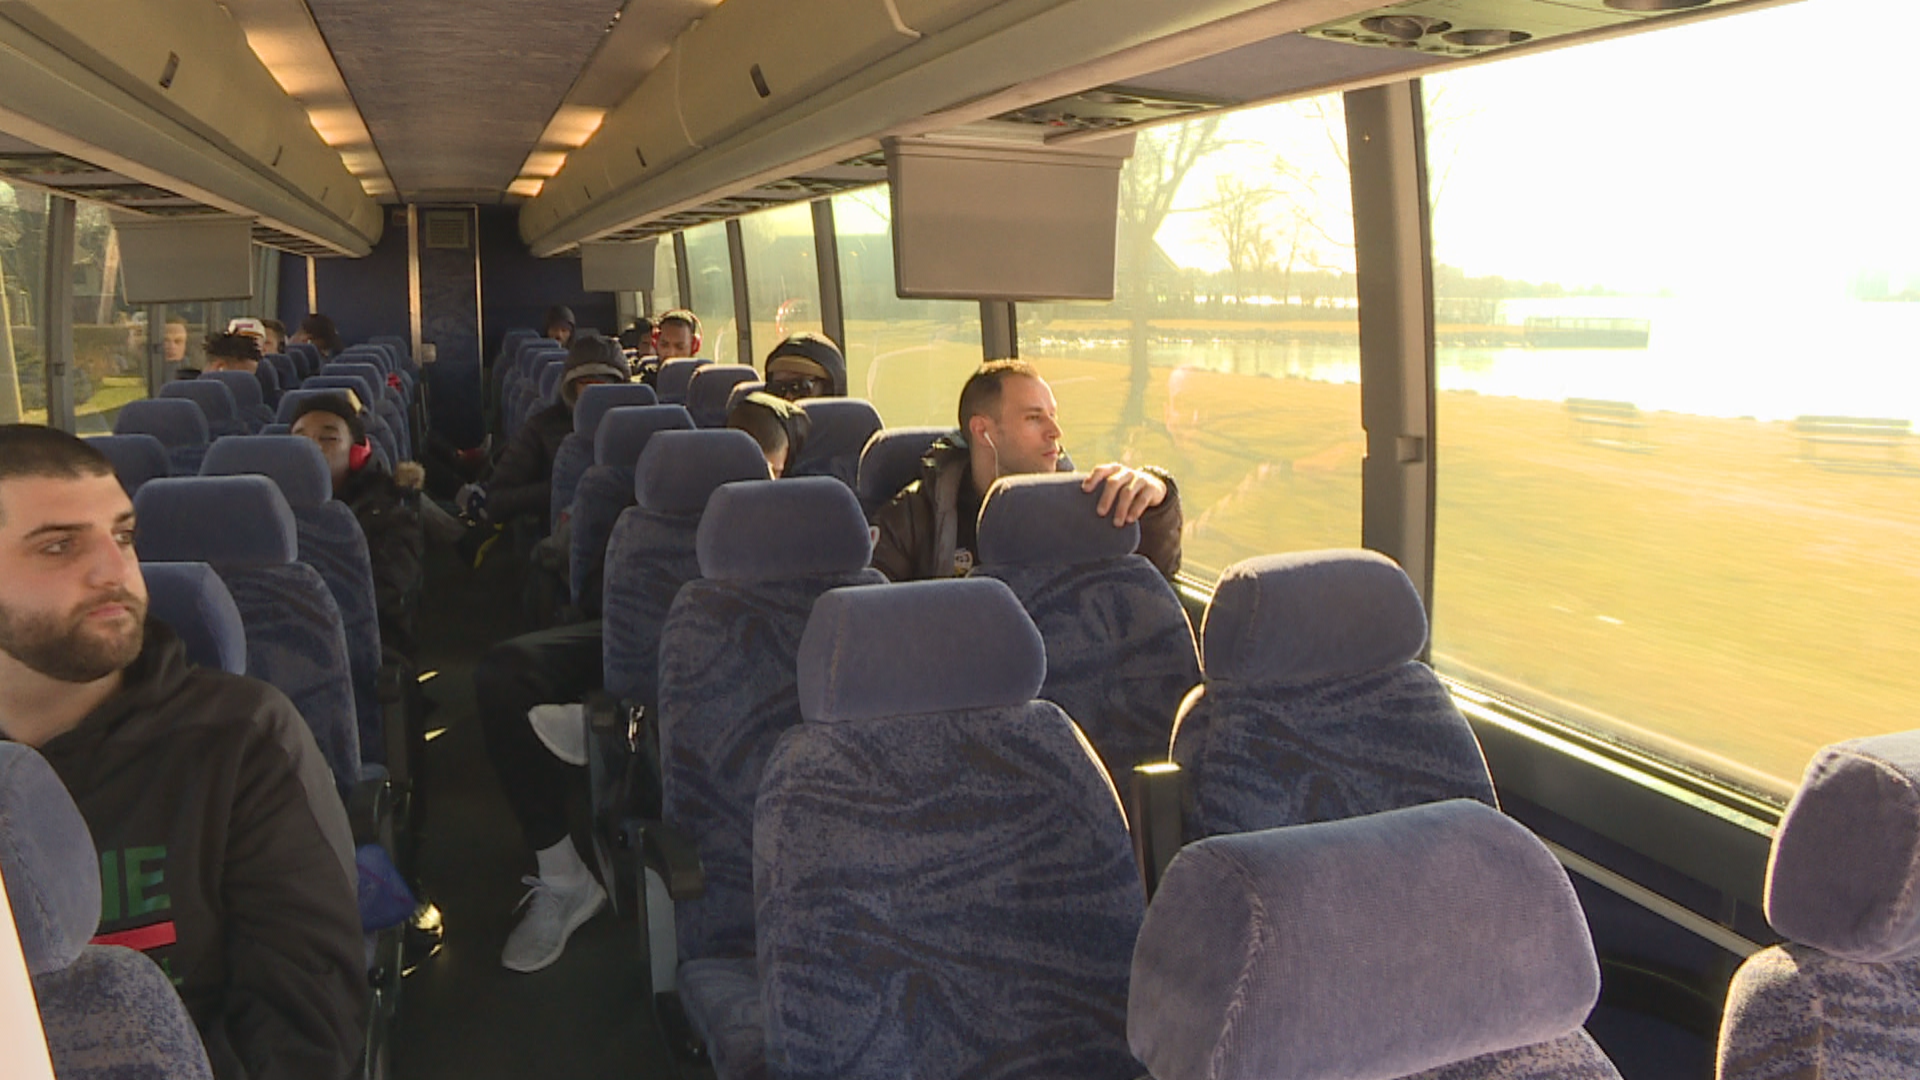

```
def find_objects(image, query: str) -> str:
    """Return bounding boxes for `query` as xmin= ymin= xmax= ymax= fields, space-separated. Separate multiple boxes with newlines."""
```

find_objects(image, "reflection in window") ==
xmin=72 ymin=203 xmax=149 ymax=434
xmin=0 ymin=180 xmax=50 ymax=425
xmin=1424 ymin=0 xmax=1920 ymax=794
xmin=741 ymin=202 xmax=822 ymax=368
xmin=831 ymin=188 xmax=983 ymax=428
xmin=681 ymin=222 xmax=738 ymax=363
xmin=655 ymin=237 xmax=680 ymax=313
xmin=1023 ymin=95 xmax=1362 ymax=581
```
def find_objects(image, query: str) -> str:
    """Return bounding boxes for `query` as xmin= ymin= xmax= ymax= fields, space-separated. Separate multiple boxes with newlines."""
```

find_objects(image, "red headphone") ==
xmin=348 ymin=438 xmax=373 ymax=472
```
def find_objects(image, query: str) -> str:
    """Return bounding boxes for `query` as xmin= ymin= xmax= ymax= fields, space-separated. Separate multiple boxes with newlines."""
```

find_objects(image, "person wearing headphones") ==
xmin=870 ymin=359 xmax=1182 ymax=582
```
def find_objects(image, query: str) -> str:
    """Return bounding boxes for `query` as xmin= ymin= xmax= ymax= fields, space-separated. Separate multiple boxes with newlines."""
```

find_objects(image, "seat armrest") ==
xmin=640 ymin=820 xmax=705 ymax=901
xmin=1128 ymin=762 xmax=1186 ymax=899
xmin=377 ymin=658 xmax=413 ymax=789
xmin=349 ymin=776 xmax=393 ymax=848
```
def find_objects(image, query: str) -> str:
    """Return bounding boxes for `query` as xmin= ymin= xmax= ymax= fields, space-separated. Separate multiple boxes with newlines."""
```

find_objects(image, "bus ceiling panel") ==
xmin=0 ymin=2 xmax=381 ymax=255
xmin=520 ymin=0 xmax=1392 ymax=255
xmin=303 ymin=0 xmax=626 ymax=203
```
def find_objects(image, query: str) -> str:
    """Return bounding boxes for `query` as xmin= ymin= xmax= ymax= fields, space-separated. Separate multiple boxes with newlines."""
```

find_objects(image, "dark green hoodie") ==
xmin=30 ymin=621 xmax=365 ymax=1080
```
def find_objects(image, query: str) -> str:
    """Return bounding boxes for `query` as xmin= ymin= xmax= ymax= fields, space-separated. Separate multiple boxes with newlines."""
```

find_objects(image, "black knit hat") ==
xmin=289 ymin=392 xmax=365 ymax=443
xmin=544 ymin=305 xmax=577 ymax=334
xmin=561 ymin=333 xmax=630 ymax=400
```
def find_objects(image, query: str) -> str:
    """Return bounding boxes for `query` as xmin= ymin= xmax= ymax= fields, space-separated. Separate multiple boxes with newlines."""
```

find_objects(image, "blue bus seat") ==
xmin=113 ymin=398 xmax=210 ymax=475
xmin=159 ymin=379 xmax=245 ymax=440
xmin=856 ymin=426 xmax=947 ymax=517
xmin=975 ymin=473 xmax=1200 ymax=784
xmin=1130 ymin=800 xmax=1619 ymax=1080
xmin=1170 ymin=550 xmax=1497 ymax=844
xmin=685 ymin=364 xmax=760 ymax=428
xmin=251 ymin=355 xmax=284 ymax=409
xmin=566 ymin=405 xmax=694 ymax=610
xmin=284 ymin=341 xmax=322 ymax=380
xmin=141 ymin=561 xmax=248 ymax=675
xmin=85 ymin=433 xmax=170 ymax=497
xmin=1719 ymin=731 xmax=1920 ymax=1080
xmin=725 ymin=578 xmax=1142 ymax=1080
xmin=722 ymin=380 xmax=765 ymax=420
xmin=0 ymin=743 xmax=215 ymax=1080
xmin=265 ymin=352 xmax=300 ymax=391
xmin=654 ymin=358 xmax=710 ymax=404
xmin=787 ymin=398 xmax=882 ymax=490
xmin=203 ymin=370 xmax=274 ymax=432
xmin=550 ymin=384 xmax=660 ymax=529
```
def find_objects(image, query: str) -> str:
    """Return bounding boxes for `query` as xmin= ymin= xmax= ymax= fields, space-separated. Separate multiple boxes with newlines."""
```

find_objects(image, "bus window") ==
xmin=742 ymin=202 xmax=824 ymax=358
xmin=831 ymin=187 xmax=983 ymax=427
xmin=1424 ymin=0 xmax=1920 ymax=795
xmin=1024 ymin=94 xmax=1363 ymax=581
xmin=0 ymin=180 xmax=50 ymax=427
xmin=682 ymin=221 xmax=739 ymax=364
xmin=71 ymin=203 xmax=149 ymax=434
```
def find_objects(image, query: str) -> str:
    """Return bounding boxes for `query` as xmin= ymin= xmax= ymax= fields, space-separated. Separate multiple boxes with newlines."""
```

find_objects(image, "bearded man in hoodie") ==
xmin=0 ymin=423 xmax=365 ymax=1080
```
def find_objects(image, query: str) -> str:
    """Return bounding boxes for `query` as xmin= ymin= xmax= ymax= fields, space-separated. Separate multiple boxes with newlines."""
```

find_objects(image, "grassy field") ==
xmin=839 ymin=318 xmax=1913 ymax=794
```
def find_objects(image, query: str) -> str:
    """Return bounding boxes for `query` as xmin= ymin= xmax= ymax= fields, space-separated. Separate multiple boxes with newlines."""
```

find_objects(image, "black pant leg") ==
xmin=473 ymin=620 xmax=604 ymax=851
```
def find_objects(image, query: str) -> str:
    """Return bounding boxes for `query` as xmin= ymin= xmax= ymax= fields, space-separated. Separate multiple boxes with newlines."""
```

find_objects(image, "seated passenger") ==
xmin=618 ymin=316 xmax=655 ymax=355
xmin=726 ymin=391 xmax=812 ymax=477
xmin=872 ymin=359 xmax=1183 ymax=582
xmin=633 ymin=309 xmax=701 ymax=386
xmin=761 ymin=331 xmax=847 ymax=401
xmin=0 ymin=423 xmax=366 ymax=1080
xmin=291 ymin=313 xmax=344 ymax=360
xmin=162 ymin=316 xmax=192 ymax=377
xmin=462 ymin=334 xmax=628 ymax=531
xmin=290 ymin=396 xmax=427 ymax=659
xmin=203 ymin=332 xmax=263 ymax=375
xmin=260 ymin=318 xmax=288 ymax=358
xmin=544 ymin=305 xmax=576 ymax=349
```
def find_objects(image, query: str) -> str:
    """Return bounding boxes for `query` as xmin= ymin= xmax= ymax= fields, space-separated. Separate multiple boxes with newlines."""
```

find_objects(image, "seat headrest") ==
xmin=133 ymin=476 xmax=299 ymax=566
xmin=199 ymin=435 xmax=333 ymax=509
xmin=204 ymin=369 xmax=265 ymax=409
xmin=635 ymin=429 xmax=771 ymax=514
xmin=515 ymin=337 xmax=561 ymax=369
xmin=276 ymin=388 xmax=356 ymax=425
xmin=303 ymin=375 xmax=378 ymax=413
xmin=86 ymin=434 xmax=170 ymax=495
xmin=141 ymin=562 xmax=248 ymax=675
xmin=1766 ymin=731 xmax=1920 ymax=961
xmin=798 ymin=578 xmax=1046 ymax=724
xmin=538 ymin=360 xmax=566 ymax=400
xmin=696 ymin=478 xmax=874 ymax=582
xmin=574 ymin=383 xmax=660 ymax=435
xmin=593 ymin=404 xmax=693 ymax=469
xmin=1202 ymin=550 xmax=1427 ymax=686
xmin=790 ymin=398 xmax=883 ymax=467
xmin=1129 ymin=800 xmax=1598 ymax=1080
xmin=655 ymin=358 xmax=711 ymax=402
xmin=857 ymin=426 xmax=946 ymax=510
xmin=724 ymin=380 xmax=767 ymax=418
xmin=0 ymin=743 xmax=100 ymax=976
xmin=325 ymin=362 xmax=386 ymax=396
xmin=159 ymin=379 xmax=238 ymax=420
xmin=114 ymin=398 xmax=209 ymax=448
xmin=977 ymin=473 xmax=1140 ymax=568
xmin=686 ymin=365 xmax=761 ymax=426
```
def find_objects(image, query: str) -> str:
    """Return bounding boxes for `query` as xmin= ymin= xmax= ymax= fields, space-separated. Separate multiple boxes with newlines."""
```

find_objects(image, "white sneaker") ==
xmin=501 ymin=874 xmax=606 ymax=973
xmin=527 ymin=703 xmax=587 ymax=766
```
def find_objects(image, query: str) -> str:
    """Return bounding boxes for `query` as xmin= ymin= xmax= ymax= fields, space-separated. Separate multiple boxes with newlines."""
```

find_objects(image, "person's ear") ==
xmin=968 ymin=413 xmax=990 ymax=442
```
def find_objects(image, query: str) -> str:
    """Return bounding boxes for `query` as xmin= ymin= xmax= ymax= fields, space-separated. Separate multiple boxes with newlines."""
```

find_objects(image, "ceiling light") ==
xmin=508 ymin=178 xmax=546 ymax=197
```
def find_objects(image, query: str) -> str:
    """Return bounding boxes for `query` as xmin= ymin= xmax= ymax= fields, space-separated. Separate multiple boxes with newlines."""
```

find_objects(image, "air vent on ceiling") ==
xmin=1305 ymin=0 xmax=1733 ymax=57
xmin=423 ymin=211 xmax=472 ymax=250
xmin=997 ymin=86 xmax=1225 ymax=136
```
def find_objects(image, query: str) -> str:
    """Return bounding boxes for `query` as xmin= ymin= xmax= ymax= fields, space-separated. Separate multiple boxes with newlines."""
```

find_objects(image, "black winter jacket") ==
xmin=486 ymin=400 xmax=573 ymax=527
xmin=31 ymin=623 xmax=366 ymax=1080
xmin=338 ymin=460 xmax=425 ymax=658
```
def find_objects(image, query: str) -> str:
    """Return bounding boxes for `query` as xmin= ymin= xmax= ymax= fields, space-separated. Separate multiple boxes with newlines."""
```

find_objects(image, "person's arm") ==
xmin=1135 ymin=468 xmax=1183 ymax=581
xmin=1083 ymin=464 xmax=1182 ymax=581
xmin=367 ymin=503 xmax=424 ymax=657
xmin=483 ymin=415 xmax=557 ymax=523
xmin=869 ymin=493 xmax=921 ymax=583
xmin=205 ymin=697 xmax=367 ymax=1080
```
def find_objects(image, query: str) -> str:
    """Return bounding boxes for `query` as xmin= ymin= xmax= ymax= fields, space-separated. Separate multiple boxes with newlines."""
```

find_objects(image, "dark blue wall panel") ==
xmin=314 ymin=208 xmax=411 ymax=346
xmin=420 ymin=208 xmax=485 ymax=448
xmin=276 ymin=252 xmax=308 ymax=327
xmin=477 ymin=206 xmax=617 ymax=367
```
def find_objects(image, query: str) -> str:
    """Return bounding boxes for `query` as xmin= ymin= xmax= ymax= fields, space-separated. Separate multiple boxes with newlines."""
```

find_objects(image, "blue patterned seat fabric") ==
xmin=510 ymin=355 xmax=566 ymax=433
xmin=1718 ymin=731 xmax=1920 ymax=1080
xmin=855 ymin=426 xmax=946 ymax=517
xmin=602 ymin=429 xmax=770 ymax=709
xmin=752 ymin=578 xmax=1144 ymax=1080
xmin=86 ymin=433 xmax=171 ymax=496
xmin=141 ymin=562 xmax=248 ymax=675
xmin=265 ymin=352 xmax=299 ymax=393
xmin=133 ymin=476 xmax=362 ymax=790
xmin=204 ymin=371 xmax=274 ymax=433
xmin=658 ymin=479 xmax=885 ymax=971
xmin=567 ymin=405 xmax=695 ymax=609
xmin=253 ymin=358 xmax=284 ymax=410
xmin=549 ymin=384 xmax=660 ymax=528
xmin=324 ymin=361 xmax=410 ymax=458
xmin=114 ymin=398 xmax=210 ymax=475
xmin=284 ymin=342 xmax=321 ymax=380
xmin=160 ymin=379 xmax=246 ymax=440
xmin=0 ymin=743 xmax=215 ymax=1080
xmin=1129 ymin=800 xmax=1618 ymax=1080
xmin=654 ymin=358 xmax=711 ymax=405
xmin=686 ymin=364 xmax=762 ymax=427
xmin=975 ymin=473 xmax=1199 ymax=784
xmin=202 ymin=437 xmax=386 ymax=764
xmin=786 ymin=398 xmax=882 ymax=491
xmin=1172 ymin=550 xmax=1496 ymax=843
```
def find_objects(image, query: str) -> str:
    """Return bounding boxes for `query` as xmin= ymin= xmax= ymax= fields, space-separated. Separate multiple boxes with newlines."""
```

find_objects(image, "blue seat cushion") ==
xmin=679 ymin=958 xmax=767 ymax=1080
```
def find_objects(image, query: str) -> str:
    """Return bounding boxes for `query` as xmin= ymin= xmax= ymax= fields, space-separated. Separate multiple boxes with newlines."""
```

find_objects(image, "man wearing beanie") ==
xmin=762 ymin=331 xmax=847 ymax=401
xmin=465 ymin=333 xmax=628 ymax=533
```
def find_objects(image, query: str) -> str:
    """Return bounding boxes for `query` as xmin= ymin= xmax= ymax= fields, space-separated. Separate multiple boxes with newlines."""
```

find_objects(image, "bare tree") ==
xmin=1206 ymin=176 xmax=1276 ymax=303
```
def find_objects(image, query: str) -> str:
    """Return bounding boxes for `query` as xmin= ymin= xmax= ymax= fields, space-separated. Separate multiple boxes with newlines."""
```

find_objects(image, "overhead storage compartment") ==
xmin=0 ymin=0 xmax=382 ymax=255
xmin=892 ymin=0 xmax=1011 ymax=35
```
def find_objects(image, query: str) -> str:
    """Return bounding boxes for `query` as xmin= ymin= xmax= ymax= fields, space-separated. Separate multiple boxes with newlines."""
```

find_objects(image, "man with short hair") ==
xmin=761 ymin=332 xmax=847 ymax=401
xmin=871 ymin=360 xmax=1182 ymax=582
xmin=202 ymin=332 xmax=263 ymax=375
xmin=463 ymin=333 xmax=629 ymax=532
xmin=654 ymin=309 xmax=701 ymax=360
xmin=161 ymin=316 xmax=191 ymax=373
xmin=0 ymin=424 xmax=367 ymax=1080
xmin=260 ymin=318 xmax=288 ymax=357
xmin=727 ymin=391 xmax=811 ymax=477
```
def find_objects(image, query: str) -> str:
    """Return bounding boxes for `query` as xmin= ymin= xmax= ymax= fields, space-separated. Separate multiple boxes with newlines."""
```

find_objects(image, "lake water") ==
xmin=1038 ymin=296 xmax=1920 ymax=423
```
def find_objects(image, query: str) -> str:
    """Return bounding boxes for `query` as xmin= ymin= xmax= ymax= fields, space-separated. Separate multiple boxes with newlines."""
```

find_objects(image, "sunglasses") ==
xmin=767 ymin=373 xmax=829 ymax=400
